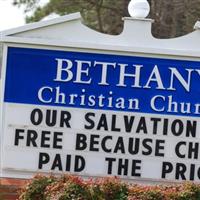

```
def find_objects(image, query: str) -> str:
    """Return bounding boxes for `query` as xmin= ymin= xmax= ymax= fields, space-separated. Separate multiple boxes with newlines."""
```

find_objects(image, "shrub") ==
xmin=96 ymin=177 xmax=128 ymax=200
xmin=18 ymin=175 xmax=200 ymax=200
xmin=128 ymin=185 xmax=164 ymax=200
xmin=19 ymin=175 xmax=56 ymax=200
xmin=45 ymin=175 xmax=91 ymax=200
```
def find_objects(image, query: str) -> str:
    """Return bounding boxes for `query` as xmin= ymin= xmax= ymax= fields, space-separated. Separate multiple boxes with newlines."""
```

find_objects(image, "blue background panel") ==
xmin=4 ymin=47 xmax=200 ymax=117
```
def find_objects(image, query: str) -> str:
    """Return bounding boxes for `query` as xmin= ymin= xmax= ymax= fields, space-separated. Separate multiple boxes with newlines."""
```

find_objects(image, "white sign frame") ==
xmin=1 ymin=12 xmax=200 ymax=183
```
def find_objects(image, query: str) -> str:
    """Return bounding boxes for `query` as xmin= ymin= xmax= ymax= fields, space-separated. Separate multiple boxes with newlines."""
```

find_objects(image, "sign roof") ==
xmin=0 ymin=12 xmax=200 ymax=58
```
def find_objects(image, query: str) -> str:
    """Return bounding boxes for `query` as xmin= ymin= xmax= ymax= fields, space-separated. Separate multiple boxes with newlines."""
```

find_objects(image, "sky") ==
xmin=0 ymin=0 xmax=25 ymax=31
xmin=0 ymin=0 xmax=49 ymax=31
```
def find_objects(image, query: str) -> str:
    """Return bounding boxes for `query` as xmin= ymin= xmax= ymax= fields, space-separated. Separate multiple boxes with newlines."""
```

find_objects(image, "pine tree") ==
xmin=10 ymin=0 xmax=200 ymax=38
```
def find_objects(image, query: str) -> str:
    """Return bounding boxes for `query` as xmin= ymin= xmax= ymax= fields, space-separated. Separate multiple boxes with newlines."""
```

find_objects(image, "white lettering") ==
xmin=151 ymin=95 xmax=165 ymax=112
xmin=168 ymin=68 xmax=194 ymax=92
xmin=117 ymin=64 xmax=143 ymax=87
xmin=38 ymin=86 xmax=53 ymax=103
xmin=54 ymin=58 xmax=73 ymax=82
xmin=144 ymin=65 xmax=165 ymax=89
xmin=94 ymin=61 xmax=116 ymax=85
xmin=74 ymin=60 xmax=92 ymax=84
xmin=55 ymin=86 xmax=66 ymax=104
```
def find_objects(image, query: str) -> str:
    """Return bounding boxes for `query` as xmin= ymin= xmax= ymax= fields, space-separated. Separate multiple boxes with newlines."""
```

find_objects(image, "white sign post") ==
xmin=1 ymin=8 xmax=200 ymax=184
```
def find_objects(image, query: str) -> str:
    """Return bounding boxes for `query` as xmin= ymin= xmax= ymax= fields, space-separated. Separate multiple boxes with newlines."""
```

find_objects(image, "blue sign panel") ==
xmin=4 ymin=47 xmax=200 ymax=117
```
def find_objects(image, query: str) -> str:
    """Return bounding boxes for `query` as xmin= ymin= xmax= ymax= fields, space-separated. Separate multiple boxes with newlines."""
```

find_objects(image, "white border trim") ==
xmin=2 ymin=37 xmax=200 ymax=59
xmin=0 ymin=44 xmax=8 ymax=177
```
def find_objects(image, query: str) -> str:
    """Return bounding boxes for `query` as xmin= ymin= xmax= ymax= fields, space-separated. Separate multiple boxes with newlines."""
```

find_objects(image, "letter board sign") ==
xmin=1 ymin=13 xmax=200 ymax=183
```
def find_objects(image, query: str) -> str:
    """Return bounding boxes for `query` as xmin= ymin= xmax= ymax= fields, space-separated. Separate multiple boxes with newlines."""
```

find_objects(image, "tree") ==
xmin=13 ymin=0 xmax=129 ymax=34
xmin=11 ymin=0 xmax=200 ymax=38
xmin=150 ymin=0 xmax=200 ymax=38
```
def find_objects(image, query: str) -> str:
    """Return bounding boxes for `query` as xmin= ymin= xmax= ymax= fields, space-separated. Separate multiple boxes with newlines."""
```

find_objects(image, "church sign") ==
xmin=1 ymin=12 xmax=200 ymax=183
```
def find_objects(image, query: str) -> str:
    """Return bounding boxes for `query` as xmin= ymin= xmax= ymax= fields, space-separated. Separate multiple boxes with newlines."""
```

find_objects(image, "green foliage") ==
xmin=129 ymin=182 xmax=200 ymax=200
xmin=12 ymin=0 xmax=200 ymax=38
xmin=166 ymin=182 xmax=200 ymax=200
xmin=13 ymin=0 xmax=39 ymax=12
xmin=19 ymin=175 xmax=56 ymax=200
xmin=141 ymin=190 xmax=164 ymax=200
xmin=45 ymin=175 xmax=92 ymax=200
xmin=59 ymin=182 xmax=90 ymax=200
xmin=19 ymin=175 xmax=128 ymax=200
xmin=13 ymin=0 xmax=129 ymax=34
xmin=18 ymin=175 xmax=200 ymax=200
xmin=97 ymin=177 xmax=128 ymax=200
xmin=129 ymin=185 xmax=164 ymax=200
